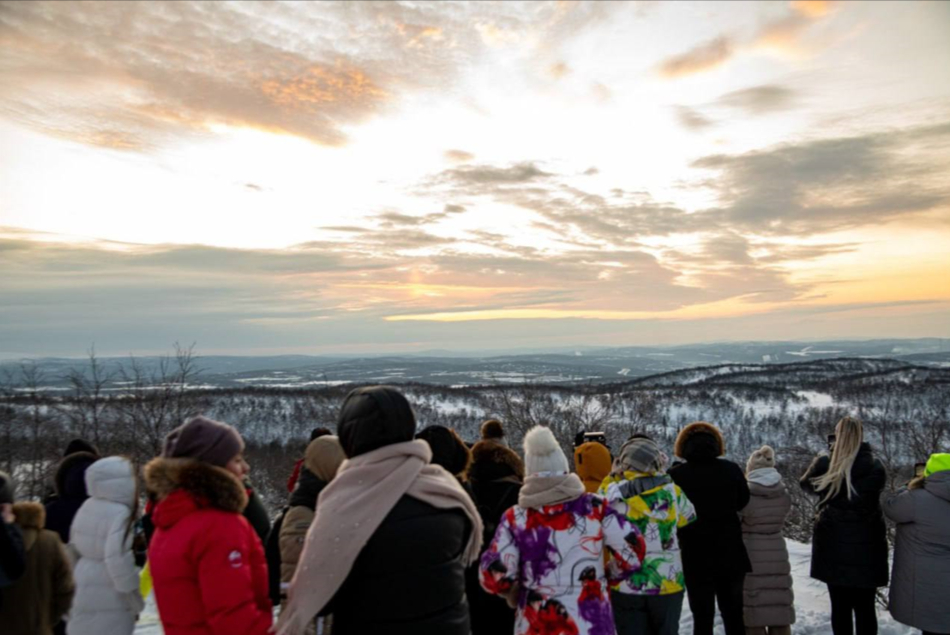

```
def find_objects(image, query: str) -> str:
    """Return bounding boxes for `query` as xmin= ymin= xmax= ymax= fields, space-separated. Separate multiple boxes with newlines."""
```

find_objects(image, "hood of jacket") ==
xmin=144 ymin=457 xmax=247 ymax=529
xmin=602 ymin=471 xmax=672 ymax=502
xmin=85 ymin=456 xmax=136 ymax=508
xmin=288 ymin=467 xmax=327 ymax=510
xmin=675 ymin=422 xmax=725 ymax=461
xmin=574 ymin=441 xmax=611 ymax=486
xmin=925 ymin=470 xmax=950 ymax=502
xmin=469 ymin=439 xmax=524 ymax=482
xmin=54 ymin=451 xmax=98 ymax=499
xmin=747 ymin=467 xmax=782 ymax=488
xmin=13 ymin=501 xmax=45 ymax=550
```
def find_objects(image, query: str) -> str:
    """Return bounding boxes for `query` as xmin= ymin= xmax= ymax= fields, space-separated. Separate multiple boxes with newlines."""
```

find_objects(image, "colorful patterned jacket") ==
xmin=599 ymin=471 xmax=696 ymax=596
xmin=480 ymin=493 xmax=645 ymax=635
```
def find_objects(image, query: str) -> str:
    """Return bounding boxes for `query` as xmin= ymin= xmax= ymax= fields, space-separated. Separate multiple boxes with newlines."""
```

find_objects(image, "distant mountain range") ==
xmin=3 ymin=338 xmax=948 ymax=389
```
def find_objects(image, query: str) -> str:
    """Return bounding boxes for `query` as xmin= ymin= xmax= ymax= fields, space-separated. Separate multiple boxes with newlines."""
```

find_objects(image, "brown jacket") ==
xmin=0 ymin=502 xmax=75 ymax=635
xmin=279 ymin=505 xmax=313 ymax=587
xmin=740 ymin=470 xmax=795 ymax=628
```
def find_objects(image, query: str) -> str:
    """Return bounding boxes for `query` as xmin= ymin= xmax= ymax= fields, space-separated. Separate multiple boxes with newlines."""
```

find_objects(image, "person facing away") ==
xmin=276 ymin=385 xmax=483 ymax=635
xmin=740 ymin=446 xmax=795 ymax=635
xmin=800 ymin=416 xmax=887 ymax=635
xmin=668 ymin=421 xmax=752 ymax=635
xmin=884 ymin=453 xmax=950 ymax=635
xmin=287 ymin=427 xmax=334 ymax=493
xmin=66 ymin=456 xmax=143 ymax=635
xmin=44 ymin=441 xmax=100 ymax=544
xmin=278 ymin=435 xmax=347 ymax=631
xmin=144 ymin=415 xmax=272 ymax=635
xmin=599 ymin=434 xmax=697 ymax=635
xmin=416 ymin=425 xmax=474 ymax=483
xmin=0 ymin=483 xmax=76 ymax=635
xmin=0 ymin=471 xmax=27 ymax=609
xmin=466 ymin=418 xmax=524 ymax=635
xmin=575 ymin=439 xmax=613 ymax=494
xmin=480 ymin=425 xmax=646 ymax=635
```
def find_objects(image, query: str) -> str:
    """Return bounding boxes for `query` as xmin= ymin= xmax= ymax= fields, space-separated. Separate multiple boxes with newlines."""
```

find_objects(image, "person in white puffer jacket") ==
xmin=67 ymin=456 xmax=143 ymax=635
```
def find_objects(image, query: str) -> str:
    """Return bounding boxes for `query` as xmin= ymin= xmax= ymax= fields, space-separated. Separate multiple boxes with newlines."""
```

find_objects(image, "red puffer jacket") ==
xmin=144 ymin=457 xmax=272 ymax=635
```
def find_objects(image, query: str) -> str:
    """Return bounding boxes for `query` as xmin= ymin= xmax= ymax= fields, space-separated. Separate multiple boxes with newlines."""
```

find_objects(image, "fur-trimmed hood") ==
xmin=144 ymin=457 xmax=247 ymax=514
xmin=13 ymin=501 xmax=46 ymax=530
xmin=469 ymin=439 xmax=524 ymax=482
xmin=55 ymin=451 xmax=99 ymax=498
xmin=674 ymin=421 xmax=725 ymax=461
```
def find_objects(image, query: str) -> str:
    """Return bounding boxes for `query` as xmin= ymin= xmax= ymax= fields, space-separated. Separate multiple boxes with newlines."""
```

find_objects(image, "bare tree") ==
xmin=61 ymin=345 xmax=115 ymax=447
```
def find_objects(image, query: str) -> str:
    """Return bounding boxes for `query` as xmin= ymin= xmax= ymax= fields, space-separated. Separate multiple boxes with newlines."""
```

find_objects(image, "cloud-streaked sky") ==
xmin=2 ymin=0 xmax=949 ymax=357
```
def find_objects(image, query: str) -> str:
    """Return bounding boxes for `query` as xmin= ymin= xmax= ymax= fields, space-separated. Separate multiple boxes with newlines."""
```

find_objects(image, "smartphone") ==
xmin=915 ymin=462 xmax=926 ymax=478
xmin=584 ymin=432 xmax=607 ymax=446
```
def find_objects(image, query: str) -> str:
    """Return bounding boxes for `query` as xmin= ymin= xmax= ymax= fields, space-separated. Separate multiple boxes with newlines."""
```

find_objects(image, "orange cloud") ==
xmin=790 ymin=0 xmax=835 ymax=18
xmin=658 ymin=37 xmax=734 ymax=78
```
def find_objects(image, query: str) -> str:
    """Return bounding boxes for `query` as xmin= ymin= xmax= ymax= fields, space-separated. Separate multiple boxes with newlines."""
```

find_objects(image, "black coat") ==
xmin=669 ymin=457 xmax=752 ymax=583
xmin=43 ymin=452 xmax=98 ymax=543
xmin=0 ymin=521 xmax=26 ymax=609
xmin=243 ymin=483 xmax=272 ymax=545
xmin=325 ymin=494 xmax=472 ymax=635
xmin=466 ymin=440 xmax=523 ymax=635
xmin=800 ymin=443 xmax=888 ymax=588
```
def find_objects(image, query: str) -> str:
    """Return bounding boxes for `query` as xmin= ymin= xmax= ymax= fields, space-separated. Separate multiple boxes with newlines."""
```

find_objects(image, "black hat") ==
xmin=338 ymin=386 xmax=416 ymax=458
xmin=0 ymin=470 xmax=15 ymax=505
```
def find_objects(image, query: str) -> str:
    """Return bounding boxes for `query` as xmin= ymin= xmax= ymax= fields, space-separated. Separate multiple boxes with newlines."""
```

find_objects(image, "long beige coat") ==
xmin=740 ymin=469 xmax=795 ymax=628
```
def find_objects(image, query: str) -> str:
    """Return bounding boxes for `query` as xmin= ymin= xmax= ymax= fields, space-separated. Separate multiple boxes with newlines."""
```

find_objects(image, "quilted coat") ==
xmin=740 ymin=468 xmax=795 ymax=627
xmin=480 ymin=493 xmax=645 ymax=635
xmin=884 ymin=468 xmax=950 ymax=633
xmin=144 ymin=457 xmax=272 ymax=635
xmin=67 ymin=457 xmax=143 ymax=635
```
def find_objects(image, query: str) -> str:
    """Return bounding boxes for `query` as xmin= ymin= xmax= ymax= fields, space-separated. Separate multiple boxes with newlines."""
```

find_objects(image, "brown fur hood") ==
xmin=144 ymin=457 xmax=247 ymax=513
xmin=470 ymin=439 xmax=524 ymax=482
xmin=13 ymin=501 xmax=46 ymax=530
xmin=674 ymin=421 xmax=725 ymax=460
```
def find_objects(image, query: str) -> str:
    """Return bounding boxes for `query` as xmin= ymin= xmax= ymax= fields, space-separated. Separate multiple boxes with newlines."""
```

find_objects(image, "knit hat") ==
xmin=163 ymin=415 xmax=245 ymax=468
xmin=925 ymin=453 xmax=950 ymax=477
xmin=524 ymin=426 xmax=569 ymax=475
xmin=615 ymin=436 xmax=663 ymax=474
xmin=417 ymin=426 xmax=472 ymax=477
xmin=338 ymin=386 xmax=416 ymax=458
xmin=747 ymin=445 xmax=776 ymax=473
xmin=0 ymin=470 xmax=14 ymax=505
xmin=304 ymin=435 xmax=346 ymax=483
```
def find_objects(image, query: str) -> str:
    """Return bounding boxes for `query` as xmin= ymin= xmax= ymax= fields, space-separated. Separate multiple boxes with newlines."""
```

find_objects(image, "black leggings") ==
xmin=827 ymin=585 xmax=877 ymax=635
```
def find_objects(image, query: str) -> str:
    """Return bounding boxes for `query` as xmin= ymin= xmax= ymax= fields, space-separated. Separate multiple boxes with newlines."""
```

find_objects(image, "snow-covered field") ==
xmin=133 ymin=540 xmax=915 ymax=634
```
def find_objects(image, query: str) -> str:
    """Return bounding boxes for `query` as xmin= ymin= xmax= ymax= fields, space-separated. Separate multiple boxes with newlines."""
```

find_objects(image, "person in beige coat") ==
xmin=279 ymin=435 xmax=346 ymax=633
xmin=741 ymin=446 xmax=795 ymax=635
xmin=0 ymin=501 xmax=76 ymax=635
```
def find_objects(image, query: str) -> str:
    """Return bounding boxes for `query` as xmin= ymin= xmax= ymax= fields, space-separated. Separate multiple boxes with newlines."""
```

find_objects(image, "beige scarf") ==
xmin=518 ymin=472 xmax=587 ymax=509
xmin=276 ymin=439 xmax=483 ymax=635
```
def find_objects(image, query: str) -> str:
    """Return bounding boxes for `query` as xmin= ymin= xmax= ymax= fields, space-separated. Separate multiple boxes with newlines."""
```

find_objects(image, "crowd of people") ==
xmin=0 ymin=385 xmax=947 ymax=635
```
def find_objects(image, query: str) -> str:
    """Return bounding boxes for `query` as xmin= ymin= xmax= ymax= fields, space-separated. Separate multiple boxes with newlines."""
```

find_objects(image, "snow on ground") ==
xmin=134 ymin=540 xmax=915 ymax=635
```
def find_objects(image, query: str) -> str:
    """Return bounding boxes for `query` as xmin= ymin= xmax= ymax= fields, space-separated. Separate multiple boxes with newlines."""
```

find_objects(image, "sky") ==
xmin=1 ymin=0 xmax=949 ymax=357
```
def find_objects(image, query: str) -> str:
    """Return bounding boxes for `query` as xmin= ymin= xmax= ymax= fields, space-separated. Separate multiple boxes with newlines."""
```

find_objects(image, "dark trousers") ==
xmin=611 ymin=591 xmax=684 ymax=635
xmin=828 ymin=585 xmax=877 ymax=635
xmin=686 ymin=574 xmax=745 ymax=635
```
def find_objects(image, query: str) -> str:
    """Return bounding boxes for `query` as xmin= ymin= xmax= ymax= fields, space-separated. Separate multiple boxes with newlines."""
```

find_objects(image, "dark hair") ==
xmin=416 ymin=426 xmax=472 ymax=479
xmin=338 ymin=386 xmax=416 ymax=457
xmin=310 ymin=427 xmax=332 ymax=442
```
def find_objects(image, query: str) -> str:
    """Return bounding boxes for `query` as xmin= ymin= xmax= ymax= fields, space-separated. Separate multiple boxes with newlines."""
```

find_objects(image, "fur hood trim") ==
xmin=144 ymin=457 xmax=247 ymax=513
xmin=55 ymin=450 xmax=98 ymax=496
xmin=13 ymin=501 xmax=45 ymax=530
xmin=674 ymin=421 xmax=725 ymax=459
xmin=470 ymin=439 xmax=525 ymax=480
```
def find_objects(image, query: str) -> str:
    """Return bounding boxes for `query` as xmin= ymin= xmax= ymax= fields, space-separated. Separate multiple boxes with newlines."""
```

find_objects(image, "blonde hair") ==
xmin=812 ymin=416 xmax=863 ymax=503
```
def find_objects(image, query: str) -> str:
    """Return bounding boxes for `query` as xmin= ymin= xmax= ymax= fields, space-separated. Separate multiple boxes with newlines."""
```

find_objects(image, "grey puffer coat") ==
xmin=740 ymin=468 xmax=795 ymax=628
xmin=883 ymin=470 xmax=950 ymax=634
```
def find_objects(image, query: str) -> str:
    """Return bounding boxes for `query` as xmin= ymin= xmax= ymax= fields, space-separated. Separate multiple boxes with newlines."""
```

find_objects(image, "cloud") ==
xmin=434 ymin=162 xmax=553 ymax=190
xmin=444 ymin=149 xmax=474 ymax=163
xmin=549 ymin=62 xmax=570 ymax=79
xmin=658 ymin=37 xmax=734 ymax=78
xmin=675 ymin=106 xmax=715 ymax=131
xmin=790 ymin=0 xmax=836 ymax=19
xmin=717 ymin=84 xmax=798 ymax=114
xmin=692 ymin=121 xmax=950 ymax=234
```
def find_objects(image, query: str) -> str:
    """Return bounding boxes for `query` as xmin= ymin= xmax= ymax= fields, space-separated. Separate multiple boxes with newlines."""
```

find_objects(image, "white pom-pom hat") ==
xmin=747 ymin=445 xmax=776 ymax=473
xmin=524 ymin=426 xmax=569 ymax=475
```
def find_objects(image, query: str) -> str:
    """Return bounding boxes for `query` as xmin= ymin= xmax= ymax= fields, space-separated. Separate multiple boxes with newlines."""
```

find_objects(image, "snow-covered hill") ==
xmin=133 ymin=540 xmax=914 ymax=635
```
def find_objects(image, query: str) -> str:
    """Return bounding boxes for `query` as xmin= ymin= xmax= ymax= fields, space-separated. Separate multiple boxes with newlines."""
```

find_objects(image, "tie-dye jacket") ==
xmin=479 ymin=493 xmax=645 ymax=635
xmin=598 ymin=471 xmax=697 ymax=596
